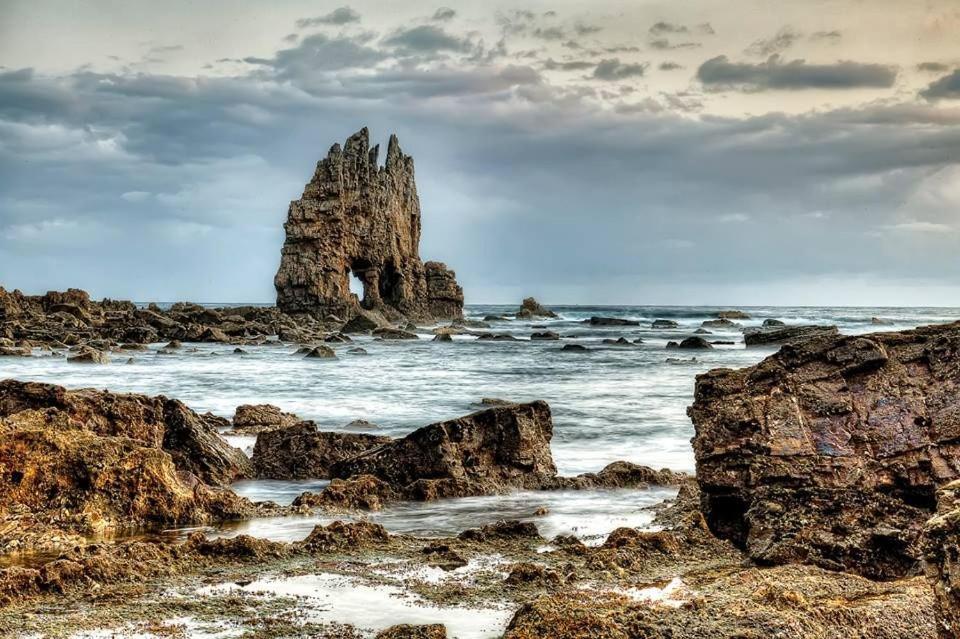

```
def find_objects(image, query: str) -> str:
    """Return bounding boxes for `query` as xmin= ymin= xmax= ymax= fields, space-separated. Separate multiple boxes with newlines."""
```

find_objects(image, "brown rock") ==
xmin=304 ymin=345 xmax=336 ymax=359
xmin=330 ymin=401 xmax=557 ymax=498
xmin=923 ymin=479 xmax=960 ymax=638
xmin=517 ymin=297 xmax=558 ymax=319
xmin=0 ymin=380 xmax=250 ymax=487
xmin=689 ymin=323 xmax=960 ymax=579
xmin=252 ymin=422 xmax=391 ymax=480
xmin=376 ymin=624 xmax=448 ymax=639
xmin=66 ymin=346 xmax=109 ymax=364
xmin=232 ymin=403 xmax=300 ymax=434
xmin=299 ymin=520 xmax=391 ymax=552
xmin=742 ymin=324 xmax=838 ymax=346
xmin=274 ymin=128 xmax=463 ymax=322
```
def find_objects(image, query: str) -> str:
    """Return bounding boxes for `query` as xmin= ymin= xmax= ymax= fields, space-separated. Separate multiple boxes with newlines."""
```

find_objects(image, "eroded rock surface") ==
xmin=689 ymin=323 xmax=960 ymax=579
xmin=742 ymin=324 xmax=838 ymax=346
xmin=252 ymin=422 xmax=391 ymax=480
xmin=330 ymin=401 xmax=557 ymax=498
xmin=923 ymin=479 xmax=960 ymax=638
xmin=274 ymin=128 xmax=463 ymax=322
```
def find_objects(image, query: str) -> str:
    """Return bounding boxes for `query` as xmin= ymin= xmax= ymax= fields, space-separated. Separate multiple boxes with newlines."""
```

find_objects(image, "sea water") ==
xmin=3 ymin=305 xmax=958 ymax=541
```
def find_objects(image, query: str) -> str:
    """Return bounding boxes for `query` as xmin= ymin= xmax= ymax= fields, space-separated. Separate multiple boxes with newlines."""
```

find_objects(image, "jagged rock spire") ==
xmin=275 ymin=128 xmax=463 ymax=321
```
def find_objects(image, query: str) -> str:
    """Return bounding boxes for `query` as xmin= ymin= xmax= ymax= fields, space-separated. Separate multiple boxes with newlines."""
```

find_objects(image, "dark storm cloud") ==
xmin=295 ymin=7 xmax=361 ymax=28
xmin=921 ymin=69 xmax=960 ymax=100
xmin=382 ymin=25 xmax=473 ymax=54
xmin=698 ymin=55 xmax=898 ymax=90
xmin=593 ymin=59 xmax=647 ymax=80
xmin=432 ymin=7 xmax=456 ymax=22
xmin=918 ymin=62 xmax=950 ymax=73
xmin=745 ymin=27 xmax=802 ymax=57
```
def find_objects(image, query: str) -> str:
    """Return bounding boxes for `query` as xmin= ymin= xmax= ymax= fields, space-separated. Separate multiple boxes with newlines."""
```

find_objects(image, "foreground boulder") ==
xmin=689 ymin=323 xmax=960 ymax=579
xmin=330 ymin=401 xmax=557 ymax=498
xmin=0 ymin=383 xmax=256 ymax=534
xmin=0 ymin=380 xmax=250 ymax=486
xmin=252 ymin=422 xmax=391 ymax=480
xmin=273 ymin=128 xmax=463 ymax=322
xmin=923 ymin=480 xmax=960 ymax=637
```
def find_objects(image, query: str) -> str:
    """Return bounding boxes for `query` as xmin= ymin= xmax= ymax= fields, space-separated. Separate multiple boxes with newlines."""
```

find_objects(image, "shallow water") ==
xmin=4 ymin=304 xmax=958 ymax=541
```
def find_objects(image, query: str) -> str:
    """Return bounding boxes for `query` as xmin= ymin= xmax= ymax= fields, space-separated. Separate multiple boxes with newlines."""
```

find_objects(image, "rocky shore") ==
xmin=0 ymin=320 xmax=958 ymax=637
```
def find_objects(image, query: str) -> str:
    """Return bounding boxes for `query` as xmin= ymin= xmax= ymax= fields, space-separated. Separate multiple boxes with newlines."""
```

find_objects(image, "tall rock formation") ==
xmin=688 ymin=323 xmax=960 ymax=579
xmin=274 ymin=128 xmax=464 ymax=321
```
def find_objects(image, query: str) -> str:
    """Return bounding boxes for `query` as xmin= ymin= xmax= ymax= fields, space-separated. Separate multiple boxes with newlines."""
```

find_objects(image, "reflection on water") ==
xmin=199 ymin=572 xmax=513 ymax=638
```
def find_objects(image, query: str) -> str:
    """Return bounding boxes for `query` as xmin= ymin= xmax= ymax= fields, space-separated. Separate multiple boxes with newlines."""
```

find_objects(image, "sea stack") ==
xmin=274 ymin=128 xmax=464 ymax=322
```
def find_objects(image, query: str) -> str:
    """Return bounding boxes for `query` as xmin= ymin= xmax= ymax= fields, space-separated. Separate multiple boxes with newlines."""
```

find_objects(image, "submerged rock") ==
xmin=561 ymin=344 xmax=588 ymax=352
xmin=252 ymin=422 xmax=391 ymax=480
xmin=531 ymin=331 xmax=560 ymax=341
xmin=701 ymin=318 xmax=738 ymax=329
xmin=677 ymin=337 xmax=712 ymax=350
xmin=373 ymin=327 xmax=419 ymax=340
xmin=66 ymin=346 xmax=109 ymax=364
xmin=716 ymin=310 xmax=751 ymax=319
xmin=304 ymin=345 xmax=337 ymax=359
xmin=273 ymin=128 xmax=464 ymax=322
xmin=689 ymin=323 xmax=960 ymax=579
xmin=588 ymin=317 xmax=639 ymax=326
xmin=762 ymin=318 xmax=785 ymax=327
xmin=651 ymin=319 xmax=679 ymax=329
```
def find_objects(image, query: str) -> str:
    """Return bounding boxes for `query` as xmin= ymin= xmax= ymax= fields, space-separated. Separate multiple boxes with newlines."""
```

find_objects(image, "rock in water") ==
xmin=516 ymin=297 xmax=558 ymax=319
xmin=689 ymin=323 xmax=960 ymax=579
xmin=923 ymin=480 xmax=960 ymax=638
xmin=274 ymin=128 xmax=464 ymax=322
xmin=251 ymin=422 xmax=391 ymax=480
xmin=330 ymin=401 xmax=557 ymax=498
xmin=742 ymin=324 xmax=838 ymax=346
xmin=232 ymin=404 xmax=300 ymax=434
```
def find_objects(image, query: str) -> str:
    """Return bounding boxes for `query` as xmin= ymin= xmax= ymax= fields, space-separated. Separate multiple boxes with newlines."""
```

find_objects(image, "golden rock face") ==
xmin=274 ymin=127 xmax=463 ymax=322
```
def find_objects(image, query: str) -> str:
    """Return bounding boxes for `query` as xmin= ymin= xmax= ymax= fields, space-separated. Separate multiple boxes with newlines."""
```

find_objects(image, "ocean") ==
xmin=4 ymin=304 xmax=958 ymax=544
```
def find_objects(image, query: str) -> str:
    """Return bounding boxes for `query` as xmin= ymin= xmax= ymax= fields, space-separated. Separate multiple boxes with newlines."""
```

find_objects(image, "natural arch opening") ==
xmin=348 ymin=270 xmax=365 ymax=302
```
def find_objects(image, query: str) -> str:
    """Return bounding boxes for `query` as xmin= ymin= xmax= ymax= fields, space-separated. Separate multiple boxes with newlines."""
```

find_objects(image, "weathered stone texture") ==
xmin=689 ymin=323 xmax=960 ymax=579
xmin=274 ymin=128 xmax=463 ymax=321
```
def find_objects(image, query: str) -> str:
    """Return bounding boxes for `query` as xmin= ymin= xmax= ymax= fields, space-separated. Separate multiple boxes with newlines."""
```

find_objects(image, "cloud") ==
xmin=921 ymin=69 xmax=960 ymax=100
xmin=650 ymin=39 xmax=700 ymax=50
xmin=810 ymin=30 xmax=842 ymax=42
xmin=649 ymin=22 xmax=688 ymax=35
xmin=659 ymin=62 xmax=683 ymax=71
xmin=698 ymin=55 xmax=898 ymax=90
xmin=382 ymin=25 xmax=473 ymax=54
xmin=532 ymin=26 xmax=565 ymax=40
xmin=244 ymin=33 xmax=386 ymax=79
xmin=574 ymin=23 xmax=602 ymax=36
xmin=432 ymin=7 xmax=456 ymax=22
xmin=745 ymin=27 xmax=802 ymax=57
xmin=295 ymin=7 xmax=361 ymax=28
xmin=593 ymin=59 xmax=647 ymax=80
xmin=543 ymin=59 xmax=595 ymax=72
xmin=918 ymin=62 xmax=950 ymax=73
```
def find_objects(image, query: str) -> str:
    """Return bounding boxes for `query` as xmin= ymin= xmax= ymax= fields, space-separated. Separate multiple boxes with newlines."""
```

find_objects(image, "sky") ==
xmin=1 ymin=0 xmax=959 ymax=306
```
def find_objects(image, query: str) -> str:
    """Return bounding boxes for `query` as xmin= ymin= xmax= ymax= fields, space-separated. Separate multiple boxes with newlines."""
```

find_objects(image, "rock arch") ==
xmin=274 ymin=128 xmax=463 ymax=321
